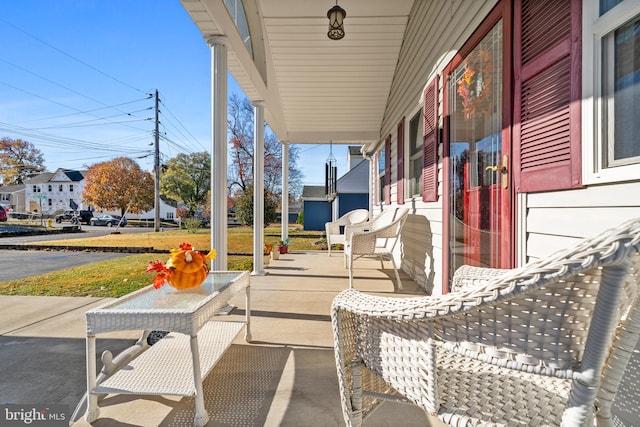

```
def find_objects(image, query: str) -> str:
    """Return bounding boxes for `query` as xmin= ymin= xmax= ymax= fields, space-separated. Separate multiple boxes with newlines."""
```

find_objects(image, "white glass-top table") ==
xmin=84 ymin=271 xmax=250 ymax=426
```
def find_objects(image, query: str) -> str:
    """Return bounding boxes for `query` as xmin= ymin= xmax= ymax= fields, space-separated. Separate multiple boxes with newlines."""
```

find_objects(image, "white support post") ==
xmin=281 ymin=142 xmax=289 ymax=241
xmin=253 ymin=101 xmax=266 ymax=275
xmin=207 ymin=36 xmax=228 ymax=270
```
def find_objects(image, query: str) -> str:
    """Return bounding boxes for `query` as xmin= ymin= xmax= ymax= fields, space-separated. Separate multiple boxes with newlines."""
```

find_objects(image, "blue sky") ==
xmin=0 ymin=0 xmax=346 ymax=187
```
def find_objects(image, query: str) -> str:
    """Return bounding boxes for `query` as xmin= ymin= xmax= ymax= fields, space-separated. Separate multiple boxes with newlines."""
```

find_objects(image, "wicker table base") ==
xmin=84 ymin=271 xmax=250 ymax=427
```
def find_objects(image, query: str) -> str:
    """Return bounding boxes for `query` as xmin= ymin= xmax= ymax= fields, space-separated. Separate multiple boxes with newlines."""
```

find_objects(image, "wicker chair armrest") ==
xmin=332 ymin=286 xmax=501 ymax=321
xmin=345 ymin=222 xmax=370 ymax=241
xmin=325 ymin=221 xmax=342 ymax=237
xmin=349 ymin=231 xmax=379 ymax=255
xmin=451 ymin=265 xmax=512 ymax=292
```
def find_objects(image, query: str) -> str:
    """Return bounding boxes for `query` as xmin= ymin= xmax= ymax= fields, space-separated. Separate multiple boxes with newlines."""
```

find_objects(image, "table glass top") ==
xmin=105 ymin=272 xmax=243 ymax=311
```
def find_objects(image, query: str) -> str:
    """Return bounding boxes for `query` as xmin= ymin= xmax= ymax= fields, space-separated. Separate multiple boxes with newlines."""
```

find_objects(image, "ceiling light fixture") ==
xmin=327 ymin=1 xmax=346 ymax=40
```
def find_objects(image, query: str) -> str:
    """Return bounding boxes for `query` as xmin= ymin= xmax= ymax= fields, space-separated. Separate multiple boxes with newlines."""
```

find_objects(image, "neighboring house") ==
xmin=333 ymin=154 xmax=369 ymax=219
xmin=183 ymin=0 xmax=640 ymax=296
xmin=122 ymin=196 xmax=178 ymax=222
xmin=302 ymin=146 xmax=370 ymax=231
xmin=301 ymin=186 xmax=330 ymax=231
xmin=24 ymin=169 xmax=87 ymax=215
xmin=22 ymin=169 xmax=178 ymax=221
xmin=0 ymin=184 xmax=25 ymax=213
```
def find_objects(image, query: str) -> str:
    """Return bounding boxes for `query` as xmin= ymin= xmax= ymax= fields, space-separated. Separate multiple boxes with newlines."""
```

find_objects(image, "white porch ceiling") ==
xmin=181 ymin=0 xmax=414 ymax=146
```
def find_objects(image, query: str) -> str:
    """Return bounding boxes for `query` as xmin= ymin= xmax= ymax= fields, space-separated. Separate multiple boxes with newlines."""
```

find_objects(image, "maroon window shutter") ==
xmin=397 ymin=117 xmax=405 ymax=205
xmin=513 ymin=0 xmax=581 ymax=193
xmin=384 ymin=134 xmax=391 ymax=204
xmin=422 ymin=75 xmax=439 ymax=202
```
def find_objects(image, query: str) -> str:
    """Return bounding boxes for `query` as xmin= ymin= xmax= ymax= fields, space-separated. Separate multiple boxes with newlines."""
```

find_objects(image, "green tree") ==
xmin=236 ymin=185 xmax=277 ymax=227
xmin=83 ymin=157 xmax=154 ymax=215
xmin=160 ymin=152 xmax=211 ymax=215
xmin=0 ymin=137 xmax=45 ymax=185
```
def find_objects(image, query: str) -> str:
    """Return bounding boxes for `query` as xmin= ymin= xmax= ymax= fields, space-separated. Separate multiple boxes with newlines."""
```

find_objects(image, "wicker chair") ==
xmin=344 ymin=208 xmax=409 ymax=289
xmin=326 ymin=209 xmax=370 ymax=257
xmin=331 ymin=218 xmax=640 ymax=426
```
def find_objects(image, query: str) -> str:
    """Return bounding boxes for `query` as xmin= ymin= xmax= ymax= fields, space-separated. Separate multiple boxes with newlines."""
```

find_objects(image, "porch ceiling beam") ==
xmin=285 ymin=131 xmax=379 ymax=144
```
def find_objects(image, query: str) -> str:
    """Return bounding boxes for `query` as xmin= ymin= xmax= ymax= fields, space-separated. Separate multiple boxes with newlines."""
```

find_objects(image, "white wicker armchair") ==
xmin=332 ymin=218 xmax=640 ymax=426
xmin=344 ymin=208 xmax=409 ymax=289
xmin=325 ymin=209 xmax=370 ymax=257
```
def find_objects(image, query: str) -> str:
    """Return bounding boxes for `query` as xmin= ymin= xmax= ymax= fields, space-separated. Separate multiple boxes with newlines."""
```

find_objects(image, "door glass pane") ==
xmin=448 ymin=20 xmax=503 ymax=282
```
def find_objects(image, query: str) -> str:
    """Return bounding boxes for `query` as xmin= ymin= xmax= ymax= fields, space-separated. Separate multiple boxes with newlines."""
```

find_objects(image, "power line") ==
xmin=15 ymin=97 xmax=152 ymax=125
xmin=158 ymin=93 xmax=206 ymax=151
xmin=0 ymin=18 xmax=147 ymax=95
xmin=0 ymin=57 xmax=152 ymax=120
xmin=0 ymin=80 xmax=152 ymax=134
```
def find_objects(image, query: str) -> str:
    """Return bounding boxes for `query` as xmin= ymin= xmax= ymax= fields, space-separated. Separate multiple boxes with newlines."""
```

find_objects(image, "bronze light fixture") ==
xmin=327 ymin=1 xmax=346 ymax=40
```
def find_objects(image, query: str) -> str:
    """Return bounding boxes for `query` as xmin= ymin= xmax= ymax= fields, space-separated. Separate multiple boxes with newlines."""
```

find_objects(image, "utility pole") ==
xmin=154 ymin=89 xmax=160 ymax=232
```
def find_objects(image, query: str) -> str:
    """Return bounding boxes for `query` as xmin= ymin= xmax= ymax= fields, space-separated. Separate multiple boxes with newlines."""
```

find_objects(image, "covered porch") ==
xmin=67 ymin=249 xmax=438 ymax=426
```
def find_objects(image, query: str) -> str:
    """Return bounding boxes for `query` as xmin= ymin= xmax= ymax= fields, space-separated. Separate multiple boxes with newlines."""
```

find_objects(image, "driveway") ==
xmin=0 ymin=225 xmax=155 ymax=282
xmin=0 ymin=250 xmax=132 ymax=282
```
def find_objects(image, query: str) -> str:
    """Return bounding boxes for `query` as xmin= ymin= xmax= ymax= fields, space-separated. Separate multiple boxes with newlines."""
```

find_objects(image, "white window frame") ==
xmin=407 ymin=105 xmax=424 ymax=198
xmin=582 ymin=0 xmax=640 ymax=184
xmin=377 ymin=149 xmax=386 ymax=204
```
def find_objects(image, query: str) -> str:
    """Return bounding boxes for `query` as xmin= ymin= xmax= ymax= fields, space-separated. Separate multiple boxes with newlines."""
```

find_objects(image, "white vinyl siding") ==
xmin=376 ymin=0 xmax=497 ymax=294
xmin=524 ymin=181 xmax=640 ymax=262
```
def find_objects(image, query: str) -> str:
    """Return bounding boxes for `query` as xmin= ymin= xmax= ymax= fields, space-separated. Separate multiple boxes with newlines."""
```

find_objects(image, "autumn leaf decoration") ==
xmin=457 ymin=48 xmax=493 ymax=119
xmin=147 ymin=242 xmax=217 ymax=289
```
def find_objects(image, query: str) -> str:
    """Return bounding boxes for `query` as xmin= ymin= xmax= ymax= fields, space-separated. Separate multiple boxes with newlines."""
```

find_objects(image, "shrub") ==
xmin=183 ymin=218 xmax=203 ymax=233
xmin=236 ymin=185 xmax=277 ymax=227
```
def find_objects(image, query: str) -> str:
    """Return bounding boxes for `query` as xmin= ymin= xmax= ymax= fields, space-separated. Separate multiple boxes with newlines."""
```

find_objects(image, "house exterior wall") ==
xmin=372 ymin=0 xmax=498 ymax=294
xmin=372 ymin=0 xmax=640 ymax=296
xmin=118 ymin=198 xmax=177 ymax=222
xmin=303 ymin=200 xmax=331 ymax=231
xmin=0 ymin=186 xmax=25 ymax=213
xmin=336 ymin=193 xmax=369 ymax=218
xmin=24 ymin=171 xmax=88 ymax=215
xmin=523 ymin=181 xmax=640 ymax=262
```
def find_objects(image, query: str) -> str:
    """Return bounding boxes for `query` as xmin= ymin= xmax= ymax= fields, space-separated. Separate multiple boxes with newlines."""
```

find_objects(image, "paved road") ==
xmin=0 ymin=250 xmax=132 ymax=282
xmin=0 ymin=225 xmax=156 ymax=282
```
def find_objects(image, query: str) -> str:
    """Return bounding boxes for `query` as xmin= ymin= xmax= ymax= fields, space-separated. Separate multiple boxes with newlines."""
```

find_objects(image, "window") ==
xmin=583 ymin=0 xmax=640 ymax=183
xmin=48 ymin=199 xmax=52 ymax=207
xmin=601 ymin=0 xmax=624 ymax=15
xmin=224 ymin=0 xmax=253 ymax=57
xmin=70 ymin=184 xmax=74 ymax=192
xmin=33 ymin=185 xmax=40 ymax=193
xmin=408 ymin=110 xmax=423 ymax=196
xmin=48 ymin=184 xmax=52 ymax=192
xmin=602 ymin=15 xmax=640 ymax=165
xmin=378 ymin=148 xmax=386 ymax=203
xmin=0 ymin=194 xmax=9 ymax=201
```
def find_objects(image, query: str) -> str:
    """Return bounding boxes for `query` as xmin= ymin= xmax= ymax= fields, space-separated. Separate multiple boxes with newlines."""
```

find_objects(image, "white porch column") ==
xmin=253 ymin=101 xmax=266 ymax=275
xmin=208 ymin=36 xmax=228 ymax=270
xmin=281 ymin=142 xmax=289 ymax=241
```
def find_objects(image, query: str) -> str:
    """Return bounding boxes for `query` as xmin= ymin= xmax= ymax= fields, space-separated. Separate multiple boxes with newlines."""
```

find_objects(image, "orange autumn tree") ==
xmin=83 ymin=157 xmax=154 ymax=216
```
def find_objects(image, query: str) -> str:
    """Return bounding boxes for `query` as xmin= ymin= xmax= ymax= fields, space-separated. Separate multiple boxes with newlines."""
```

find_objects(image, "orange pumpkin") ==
xmin=165 ymin=267 xmax=208 ymax=290
xmin=167 ymin=249 xmax=205 ymax=273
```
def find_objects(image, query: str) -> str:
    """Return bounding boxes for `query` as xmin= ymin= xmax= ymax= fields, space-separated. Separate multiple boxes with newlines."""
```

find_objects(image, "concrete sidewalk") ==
xmin=0 ymin=250 xmax=442 ymax=426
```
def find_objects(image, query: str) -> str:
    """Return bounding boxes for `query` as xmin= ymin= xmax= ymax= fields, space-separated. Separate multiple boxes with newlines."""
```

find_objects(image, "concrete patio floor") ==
xmin=0 ymin=250 xmax=445 ymax=427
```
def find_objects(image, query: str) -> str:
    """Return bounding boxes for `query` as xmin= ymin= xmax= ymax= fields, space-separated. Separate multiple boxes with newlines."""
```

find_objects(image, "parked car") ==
xmin=90 ymin=215 xmax=127 ymax=227
xmin=0 ymin=205 xmax=6 ymax=222
xmin=55 ymin=209 xmax=94 ymax=224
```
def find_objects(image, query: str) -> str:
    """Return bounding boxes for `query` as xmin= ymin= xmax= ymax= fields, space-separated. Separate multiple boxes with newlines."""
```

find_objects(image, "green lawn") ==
xmin=0 ymin=225 xmax=324 ymax=297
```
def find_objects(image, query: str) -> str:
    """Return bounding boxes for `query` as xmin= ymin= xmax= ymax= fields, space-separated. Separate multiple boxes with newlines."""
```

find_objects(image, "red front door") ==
xmin=445 ymin=10 xmax=514 ymax=290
